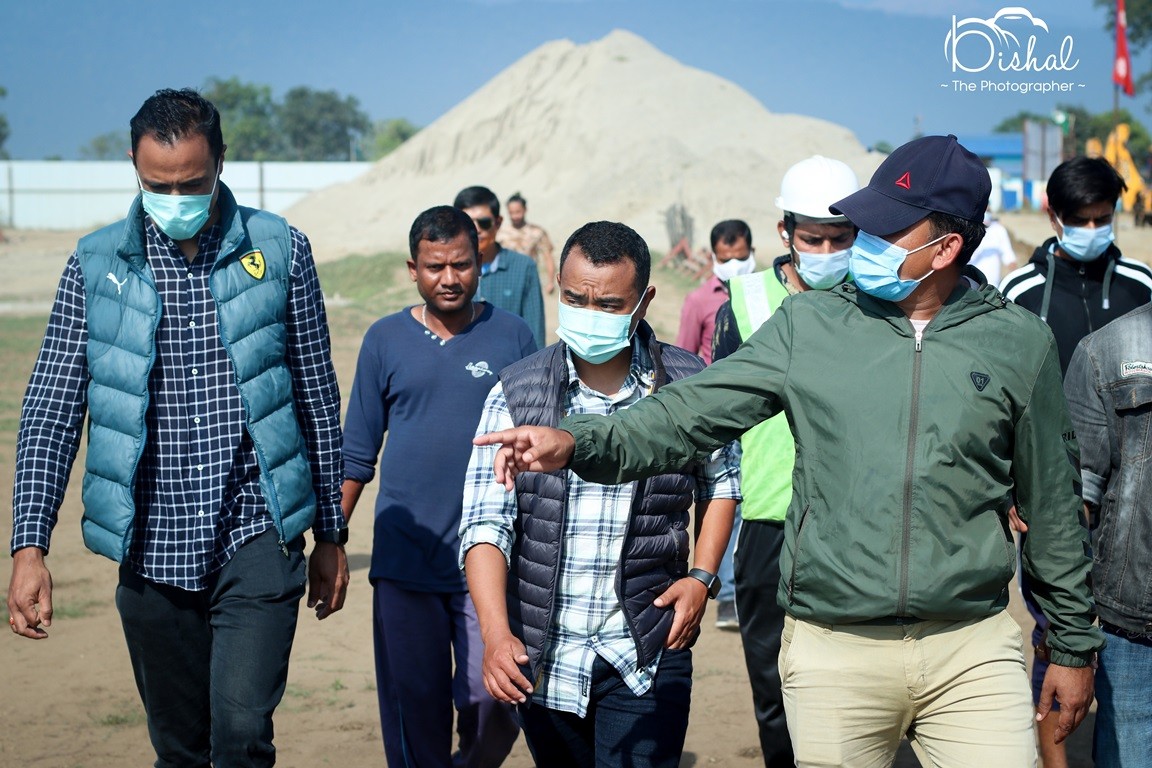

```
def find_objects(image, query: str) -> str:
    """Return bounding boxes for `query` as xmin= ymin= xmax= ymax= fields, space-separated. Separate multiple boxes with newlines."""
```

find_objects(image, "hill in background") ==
xmin=287 ymin=29 xmax=883 ymax=260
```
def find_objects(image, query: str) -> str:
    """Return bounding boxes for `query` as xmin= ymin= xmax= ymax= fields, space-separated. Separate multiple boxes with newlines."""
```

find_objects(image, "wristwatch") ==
xmin=313 ymin=527 xmax=349 ymax=545
xmin=686 ymin=568 xmax=721 ymax=600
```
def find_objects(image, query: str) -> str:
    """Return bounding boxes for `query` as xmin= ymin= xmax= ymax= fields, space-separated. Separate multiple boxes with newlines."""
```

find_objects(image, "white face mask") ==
xmin=711 ymin=253 xmax=756 ymax=282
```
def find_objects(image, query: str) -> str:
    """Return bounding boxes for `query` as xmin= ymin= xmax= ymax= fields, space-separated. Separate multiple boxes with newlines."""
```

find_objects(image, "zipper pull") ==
xmin=279 ymin=539 xmax=289 ymax=558
xmin=915 ymin=329 xmax=923 ymax=352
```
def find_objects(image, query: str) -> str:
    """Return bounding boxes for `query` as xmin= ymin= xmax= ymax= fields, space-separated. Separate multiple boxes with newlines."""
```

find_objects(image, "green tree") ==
xmin=201 ymin=77 xmax=282 ymax=161
xmin=279 ymin=86 xmax=371 ymax=161
xmin=367 ymin=118 xmax=419 ymax=160
xmin=79 ymin=129 xmax=130 ymax=160
xmin=992 ymin=111 xmax=1049 ymax=133
xmin=0 ymin=86 xmax=9 ymax=159
xmin=994 ymin=105 xmax=1095 ymax=155
xmin=1095 ymin=0 xmax=1152 ymax=50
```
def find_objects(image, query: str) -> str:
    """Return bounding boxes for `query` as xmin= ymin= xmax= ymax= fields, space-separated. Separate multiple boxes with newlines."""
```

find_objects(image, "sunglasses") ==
xmin=472 ymin=217 xmax=495 ymax=231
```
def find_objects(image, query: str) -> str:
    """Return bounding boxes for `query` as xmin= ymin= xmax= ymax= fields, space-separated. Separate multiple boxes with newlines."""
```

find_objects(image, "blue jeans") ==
xmin=717 ymin=510 xmax=742 ymax=603
xmin=1094 ymin=622 xmax=1152 ymax=767
xmin=115 ymin=529 xmax=306 ymax=768
xmin=519 ymin=649 xmax=693 ymax=767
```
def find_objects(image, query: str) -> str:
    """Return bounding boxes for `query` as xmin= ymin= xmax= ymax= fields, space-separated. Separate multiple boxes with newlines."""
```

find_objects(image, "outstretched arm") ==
xmin=472 ymin=426 xmax=576 ymax=490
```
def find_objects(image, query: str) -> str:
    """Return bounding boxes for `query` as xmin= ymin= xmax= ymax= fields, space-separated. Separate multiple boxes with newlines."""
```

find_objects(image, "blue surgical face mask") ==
xmin=1056 ymin=217 xmax=1114 ymax=262
xmin=849 ymin=231 xmax=947 ymax=302
xmin=138 ymin=168 xmax=220 ymax=241
xmin=795 ymin=247 xmax=851 ymax=290
xmin=556 ymin=299 xmax=642 ymax=364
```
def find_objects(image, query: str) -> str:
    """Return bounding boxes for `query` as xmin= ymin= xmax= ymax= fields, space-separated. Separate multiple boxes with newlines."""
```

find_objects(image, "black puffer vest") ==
xmin=499 ymin=321 xmax=702 ymax=682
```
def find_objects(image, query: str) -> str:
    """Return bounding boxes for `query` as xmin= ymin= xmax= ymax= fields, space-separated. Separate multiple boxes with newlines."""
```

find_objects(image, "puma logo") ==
xmin=106 ymin=272 xmax=129 ymax=295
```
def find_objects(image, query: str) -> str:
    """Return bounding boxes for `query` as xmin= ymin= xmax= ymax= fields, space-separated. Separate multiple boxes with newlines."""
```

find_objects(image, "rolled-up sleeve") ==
xmin=459 ymin=382 xmax=518 ymax=569
xmin=694 ymin=441 xmax=742 ymax=502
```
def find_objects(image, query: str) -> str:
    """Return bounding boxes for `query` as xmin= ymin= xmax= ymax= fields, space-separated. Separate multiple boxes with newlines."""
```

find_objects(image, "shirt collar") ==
xmin=481 ymin=247 xmax=506 ymax=276
xmin=144 ymin=217 xmax=223 ymax=261
xmin=564 ymin=334 xmax=654 ymax=402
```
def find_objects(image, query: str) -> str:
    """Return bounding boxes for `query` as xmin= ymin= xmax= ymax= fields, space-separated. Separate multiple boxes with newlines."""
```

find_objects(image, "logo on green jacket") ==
xmin=970 ymin=371 xmax=990 ymax=391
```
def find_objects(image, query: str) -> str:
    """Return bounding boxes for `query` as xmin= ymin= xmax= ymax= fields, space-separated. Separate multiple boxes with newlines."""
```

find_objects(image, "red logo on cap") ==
xmin=895 ymin=172 xmax=912 ymax=190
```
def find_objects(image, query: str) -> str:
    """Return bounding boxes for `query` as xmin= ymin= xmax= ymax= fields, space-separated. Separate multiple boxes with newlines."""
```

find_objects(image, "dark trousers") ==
xmin=115 ymin=529 xmax=306 ymax=768
xmin=733 ymin=519 xmax=795 ymax=768
xmin=519 ymin=649 xmax=693 ymax=768
xmin=371 ymin=579 xmax=519 ymax=768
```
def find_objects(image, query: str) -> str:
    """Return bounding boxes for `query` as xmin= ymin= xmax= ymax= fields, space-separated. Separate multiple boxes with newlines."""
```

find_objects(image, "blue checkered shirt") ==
xmin=460 ymin=339 xmax=741 ymax=717
xmin=477 ymin=247 xmax=545 ymax=348
xmin=11 ymin=218 xmax=344 ymax=590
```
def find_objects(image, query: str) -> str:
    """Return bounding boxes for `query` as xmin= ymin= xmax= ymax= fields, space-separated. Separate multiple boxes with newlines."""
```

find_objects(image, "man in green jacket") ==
xmin=475 ymin=135 xmax=1103 ymax=766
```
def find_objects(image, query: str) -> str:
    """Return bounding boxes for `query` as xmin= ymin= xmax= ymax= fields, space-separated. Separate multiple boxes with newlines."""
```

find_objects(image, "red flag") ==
xmin=1115 ymin=0 xmax=1136 ymax=96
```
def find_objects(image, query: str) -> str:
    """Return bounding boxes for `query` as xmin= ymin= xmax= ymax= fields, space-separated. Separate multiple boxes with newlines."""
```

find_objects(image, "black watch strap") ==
xmin=687 ymin=567 xmax=721 ymax=599
xmin=313 ymin=527 xmax=349 ymax=545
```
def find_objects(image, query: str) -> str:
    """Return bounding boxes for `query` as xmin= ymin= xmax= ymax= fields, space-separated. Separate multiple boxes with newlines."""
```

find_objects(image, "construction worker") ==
xmin=710 ymin=155 xmax=859 ymax=767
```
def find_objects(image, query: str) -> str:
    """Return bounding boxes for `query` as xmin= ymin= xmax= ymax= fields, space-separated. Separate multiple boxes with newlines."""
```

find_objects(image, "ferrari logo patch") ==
xmin=240 ymin=250 xmax=266 ymax=280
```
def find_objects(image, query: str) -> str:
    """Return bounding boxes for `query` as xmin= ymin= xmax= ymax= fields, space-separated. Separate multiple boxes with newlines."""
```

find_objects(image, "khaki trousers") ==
xmin=780 ymin=610 xmax=1037 ymax=768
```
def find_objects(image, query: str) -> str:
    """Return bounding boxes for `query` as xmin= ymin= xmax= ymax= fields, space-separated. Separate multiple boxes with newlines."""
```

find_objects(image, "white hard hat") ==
xmin=776 ymin=155 xmax=860 ymax=220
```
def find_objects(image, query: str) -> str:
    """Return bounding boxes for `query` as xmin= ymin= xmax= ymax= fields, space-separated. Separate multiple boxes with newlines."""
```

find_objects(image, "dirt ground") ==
xmin=0 ymin=210 xmax=1131 ymax=766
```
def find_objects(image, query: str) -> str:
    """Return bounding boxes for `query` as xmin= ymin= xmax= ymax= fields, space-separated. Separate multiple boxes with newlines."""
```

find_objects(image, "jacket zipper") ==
xmin=897 ymin=329 xmax=923 ymax=616
xmin=1080 ymin=268 xmax=1096 ymax=334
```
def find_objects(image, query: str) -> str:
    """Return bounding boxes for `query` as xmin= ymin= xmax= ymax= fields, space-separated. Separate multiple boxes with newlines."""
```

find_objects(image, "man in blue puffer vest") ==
xmin=460 ymin=221 xmax=740 ymax=766
xmin=6 ymin=89 xmax=348 ymax=767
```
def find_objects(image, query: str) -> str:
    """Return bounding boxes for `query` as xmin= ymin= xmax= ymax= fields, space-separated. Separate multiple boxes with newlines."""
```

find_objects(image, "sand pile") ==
xmin=287 ymin=29 xmax=883 ymax=260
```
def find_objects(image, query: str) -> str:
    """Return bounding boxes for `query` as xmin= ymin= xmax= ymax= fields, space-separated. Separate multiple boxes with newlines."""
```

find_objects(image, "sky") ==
xmin=0 ymin=0 xmax=1142 ymax=159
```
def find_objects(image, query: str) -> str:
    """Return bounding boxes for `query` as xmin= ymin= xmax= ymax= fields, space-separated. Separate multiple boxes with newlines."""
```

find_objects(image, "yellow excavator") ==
xmin=1087 ymin=123 xmax=1151 ymax=225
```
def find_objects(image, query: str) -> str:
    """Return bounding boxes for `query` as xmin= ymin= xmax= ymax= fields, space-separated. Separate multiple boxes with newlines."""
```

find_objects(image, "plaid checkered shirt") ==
xmin=11 ymin=218 xmax=343 ymax=590
xmin=460 ymin=339 xmax=740 ymax=717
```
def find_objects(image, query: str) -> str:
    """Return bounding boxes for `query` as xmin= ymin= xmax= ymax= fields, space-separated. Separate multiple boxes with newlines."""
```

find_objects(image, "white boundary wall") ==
xmin=0 ymin=161 xmax=372 ymax=230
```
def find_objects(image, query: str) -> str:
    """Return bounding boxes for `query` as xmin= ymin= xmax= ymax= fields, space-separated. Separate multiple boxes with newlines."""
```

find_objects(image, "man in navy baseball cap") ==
xmin=831 ymin=134 xmax=990 ymax=236
xmin=470 ymin=131 xmax=1102 ymax=764
xmin=825 ymin=134 xmax=992 ymax=305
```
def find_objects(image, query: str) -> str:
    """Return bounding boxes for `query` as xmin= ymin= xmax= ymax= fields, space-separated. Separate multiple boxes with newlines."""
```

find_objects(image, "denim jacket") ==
xmin=1065 ymin=303 xmax=1152 ymax=635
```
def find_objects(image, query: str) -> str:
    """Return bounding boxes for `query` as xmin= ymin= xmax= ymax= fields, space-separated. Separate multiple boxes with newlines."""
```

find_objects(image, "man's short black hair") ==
xmin=560 ymin=221 xmax=651 ymax=296
xmin=927 ymin=211 xmax=985 ymax=268
xmin=1046 ymin=157 xmax=1127 ymax=219
xmin=507 ymin=192 xmax=526 ymax=207
xmin=130 ymin=88 xmax=224 ymax=164
xmin=409 ymin=205 xmax=479 ymax=262
xmin=710 ymin=219 xmax=752 ymax=251
xmin=454 ymin=186 xmax=500 ymax=218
